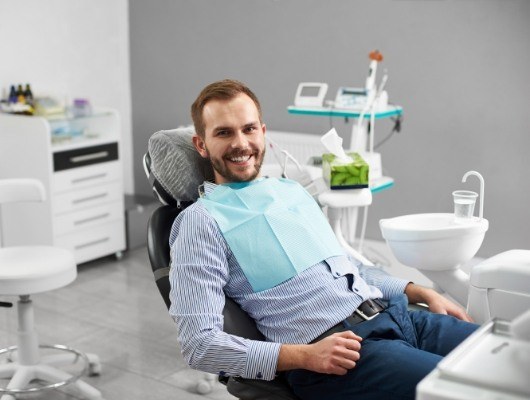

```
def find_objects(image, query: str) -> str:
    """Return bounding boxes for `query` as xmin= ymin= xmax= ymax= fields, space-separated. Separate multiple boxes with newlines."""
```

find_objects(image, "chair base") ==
xmin=0 ymin=344 xmax=103 ymax=400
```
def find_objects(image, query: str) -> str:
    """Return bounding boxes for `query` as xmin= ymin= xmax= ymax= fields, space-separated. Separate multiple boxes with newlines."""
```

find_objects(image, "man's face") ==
xmin=193 ymin=93 xmax=266 ymax=184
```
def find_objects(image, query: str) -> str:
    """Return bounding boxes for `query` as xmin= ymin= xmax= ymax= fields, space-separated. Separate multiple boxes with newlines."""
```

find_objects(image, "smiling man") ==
xmin=191 ymin=85 xmax=266 ymax=184
xmin=168 ymin=79 xmax=477 ymax=400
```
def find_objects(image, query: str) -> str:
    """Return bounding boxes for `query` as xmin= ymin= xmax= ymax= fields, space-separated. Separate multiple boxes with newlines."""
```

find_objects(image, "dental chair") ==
xmin=144 ymin=127 xmax=299 ymax=400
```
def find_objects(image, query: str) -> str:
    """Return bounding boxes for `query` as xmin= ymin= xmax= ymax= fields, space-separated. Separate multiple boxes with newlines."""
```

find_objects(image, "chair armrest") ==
xmin=470 ymin=249 xmax=530 ymax=293
xmin=226 ymin=375 xmax=300 ymax=400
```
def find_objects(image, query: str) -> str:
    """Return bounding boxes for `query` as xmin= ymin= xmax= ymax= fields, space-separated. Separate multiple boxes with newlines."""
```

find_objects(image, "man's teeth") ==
xmin=229 ymin=155 xmax=251 ymax=162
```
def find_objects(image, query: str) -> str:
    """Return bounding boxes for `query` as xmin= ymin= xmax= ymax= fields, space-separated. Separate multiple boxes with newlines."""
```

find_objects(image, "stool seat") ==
xmin=0 ymin=246 xmax=76 ymax=295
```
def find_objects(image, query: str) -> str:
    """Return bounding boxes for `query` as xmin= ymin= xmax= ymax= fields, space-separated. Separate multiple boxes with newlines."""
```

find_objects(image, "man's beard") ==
xmin=208 ymin=148 xmax=265 ymax=183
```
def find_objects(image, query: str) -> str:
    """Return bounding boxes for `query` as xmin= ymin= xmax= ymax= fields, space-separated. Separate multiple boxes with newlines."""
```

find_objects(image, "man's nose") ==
xmin=231 ymin=131 xmax=249 ymax=148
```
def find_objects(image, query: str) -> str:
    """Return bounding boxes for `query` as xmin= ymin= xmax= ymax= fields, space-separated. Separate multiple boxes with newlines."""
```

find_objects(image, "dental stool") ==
xmin=0 ymin=179 xmax=102 ymax=400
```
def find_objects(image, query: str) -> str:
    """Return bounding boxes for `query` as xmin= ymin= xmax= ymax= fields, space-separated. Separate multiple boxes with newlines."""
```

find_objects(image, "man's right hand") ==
xmin=277 ymin=331 xmax=362 ymax=375
xmin=307 ymin=331 xmax=362 ymax=375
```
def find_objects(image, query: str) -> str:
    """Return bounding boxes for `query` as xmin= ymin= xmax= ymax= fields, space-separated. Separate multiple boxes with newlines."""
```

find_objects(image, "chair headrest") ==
xmin=145 ymin=126 xmax=214 ymax=204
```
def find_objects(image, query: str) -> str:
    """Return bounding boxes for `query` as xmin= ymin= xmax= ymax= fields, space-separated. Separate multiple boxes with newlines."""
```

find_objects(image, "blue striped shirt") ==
xmin=169 ymin=180 xmax=409 ymax=381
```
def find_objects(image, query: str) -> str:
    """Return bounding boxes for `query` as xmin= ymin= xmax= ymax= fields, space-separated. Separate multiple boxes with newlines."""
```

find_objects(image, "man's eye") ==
xmin=245 ymin=126 xmax=256 ymax=133
xmin=216 ymin=131 xmax=229 ymax=137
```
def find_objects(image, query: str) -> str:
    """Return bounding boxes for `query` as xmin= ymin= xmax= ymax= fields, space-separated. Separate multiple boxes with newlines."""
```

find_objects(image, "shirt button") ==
xmin=256 ymin=372 xmax=263 ymax=379
xmin=354 ymin=288 xmax=359 ymax=292
xmin=334 ymin=272 xmax=340 ymax=276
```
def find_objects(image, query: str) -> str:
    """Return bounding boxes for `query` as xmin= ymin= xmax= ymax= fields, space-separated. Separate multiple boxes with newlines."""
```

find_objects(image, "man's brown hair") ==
xmin=191 ymin=79 xmax=262 ymax=137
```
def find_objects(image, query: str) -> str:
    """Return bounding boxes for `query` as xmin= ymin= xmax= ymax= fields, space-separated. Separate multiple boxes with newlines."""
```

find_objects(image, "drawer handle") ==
xmin=72 ymin=193 xmax=108 ymax=205
xmin=72 ymin=173 xmax=107 ymax=184
xmin=74 ymin=213 xmax=110 ymax=226
xmin=70 ymin=151 xmax=109 ymax=163
xmin=75 ymin=237 xmax=110 ymax=250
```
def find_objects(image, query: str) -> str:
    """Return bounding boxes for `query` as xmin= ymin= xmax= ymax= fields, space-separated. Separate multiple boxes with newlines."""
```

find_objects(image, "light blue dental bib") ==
xmin=199 ymin=178 xmax=345 ymax=292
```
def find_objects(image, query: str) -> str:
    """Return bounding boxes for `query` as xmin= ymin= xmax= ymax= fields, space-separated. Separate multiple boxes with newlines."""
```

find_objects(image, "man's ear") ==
xmin=192 ymin=134 xmax=208 ymax=158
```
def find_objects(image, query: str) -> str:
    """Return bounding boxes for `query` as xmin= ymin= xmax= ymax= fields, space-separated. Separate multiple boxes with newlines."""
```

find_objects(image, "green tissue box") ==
xmin=322 ymin=152 xmax=369 ymax=190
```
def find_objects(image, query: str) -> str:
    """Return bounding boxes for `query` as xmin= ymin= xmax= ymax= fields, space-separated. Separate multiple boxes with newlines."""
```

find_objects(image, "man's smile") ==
xmin=227 ymin=154 xmax=252 ymax=164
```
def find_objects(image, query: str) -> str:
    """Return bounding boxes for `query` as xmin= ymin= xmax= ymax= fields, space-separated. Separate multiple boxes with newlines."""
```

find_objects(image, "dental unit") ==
xmin=379 ymin=170 xmax=530 ymax=324
xmin=378 ymin=170 xmax=530 ymax=399
xmin=283 ymin=50 xmax=530 ymax=398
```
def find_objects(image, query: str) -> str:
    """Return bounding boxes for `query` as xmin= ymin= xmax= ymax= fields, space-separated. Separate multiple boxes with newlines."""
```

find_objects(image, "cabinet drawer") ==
xmin=54 ymin=202 xmax=124 ymax=236
xmin=53 ymin=161 xmax=122 ymax=194
xmin=53 ymin=142 xmax=118 ymax=172
xmin=55 ymin=220 xmax=126 ymax=264
xmin=53 ymin=182 xmax=122 ymax=215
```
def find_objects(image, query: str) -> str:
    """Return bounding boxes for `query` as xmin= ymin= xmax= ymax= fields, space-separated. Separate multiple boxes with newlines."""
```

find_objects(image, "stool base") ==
xmin=0 ymin=344 xmax=103 ymax=400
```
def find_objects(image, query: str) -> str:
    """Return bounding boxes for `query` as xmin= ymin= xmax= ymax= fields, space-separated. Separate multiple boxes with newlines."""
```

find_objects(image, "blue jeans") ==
xmin=285 ymin=295 xmax=478 ymax=400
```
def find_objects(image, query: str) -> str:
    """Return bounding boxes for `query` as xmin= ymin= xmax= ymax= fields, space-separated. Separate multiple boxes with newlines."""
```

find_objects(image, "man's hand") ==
xmin=308 ymin=331 xmax=362 ymax=375
xmin=277 ymin=331 xmax=362 ymax=375
xmin=405 ymin=283 xmax=473 ymax=322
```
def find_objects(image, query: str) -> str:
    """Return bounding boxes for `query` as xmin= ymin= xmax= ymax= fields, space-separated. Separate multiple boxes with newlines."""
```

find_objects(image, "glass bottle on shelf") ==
xmin=8 ymin=85 xmax=17 ymax=103
xmin=16 ymin=84 xmax=25 ymax=104
xmin=24 ymin=84 xmax=33 ymax=106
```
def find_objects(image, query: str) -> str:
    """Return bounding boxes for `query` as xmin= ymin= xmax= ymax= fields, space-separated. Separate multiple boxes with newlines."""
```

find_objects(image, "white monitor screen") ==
xmin=300 ymin=86 xmax=321 ymax=97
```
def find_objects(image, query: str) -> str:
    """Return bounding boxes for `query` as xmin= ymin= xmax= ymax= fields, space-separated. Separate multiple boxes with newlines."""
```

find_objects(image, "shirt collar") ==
xmin=202 ymin=181 xmax=218 ymax=196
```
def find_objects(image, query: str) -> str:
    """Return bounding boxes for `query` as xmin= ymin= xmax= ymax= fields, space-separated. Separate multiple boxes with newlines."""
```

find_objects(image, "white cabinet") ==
xmin=0 ymin=110 xmax=126 ymax=264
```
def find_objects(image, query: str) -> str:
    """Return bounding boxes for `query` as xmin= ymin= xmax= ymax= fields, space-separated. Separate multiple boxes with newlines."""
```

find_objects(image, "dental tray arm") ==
xmin=318 ymin=189 xmax=374 ymax=266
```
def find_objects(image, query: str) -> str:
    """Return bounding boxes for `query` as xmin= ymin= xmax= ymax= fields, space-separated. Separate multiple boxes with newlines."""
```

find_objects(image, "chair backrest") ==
xmin=0 ymin=179 xmax=45 ymax=205
xmin=0 ymin=179 xmax=46 ymax=248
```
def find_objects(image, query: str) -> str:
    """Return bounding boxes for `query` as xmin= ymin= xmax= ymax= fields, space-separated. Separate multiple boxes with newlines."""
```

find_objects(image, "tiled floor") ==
xmin=0 ymin=247 xmax=237 ymax=400
xmin=0 ymin=239 xmax=454 ymax=400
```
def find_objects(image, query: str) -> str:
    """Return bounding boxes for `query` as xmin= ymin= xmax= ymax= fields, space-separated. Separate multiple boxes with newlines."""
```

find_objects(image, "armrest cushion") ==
xmin=470 ymin=249 xmax=530 ymax=292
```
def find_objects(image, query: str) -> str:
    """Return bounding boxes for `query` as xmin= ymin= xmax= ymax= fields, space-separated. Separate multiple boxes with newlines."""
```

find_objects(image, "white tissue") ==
xmin=321 ymin=128 xmax=352 ymax=163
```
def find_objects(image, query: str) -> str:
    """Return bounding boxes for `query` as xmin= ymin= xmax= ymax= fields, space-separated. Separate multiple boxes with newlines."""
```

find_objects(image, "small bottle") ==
xmin=16 ymin=84 xmax=25 ymax=104
xmin=8 ymin=85 xmax=17 ymax=103
xmin=24 ymin=84 xmax=33 ymax=106
xmin=72 ymin=98 xmax=92 ymax=117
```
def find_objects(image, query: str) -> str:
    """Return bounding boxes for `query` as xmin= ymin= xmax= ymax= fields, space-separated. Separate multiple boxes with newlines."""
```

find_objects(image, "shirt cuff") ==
xmin=245 ymin=340 xmax=282 ymax=380
xmin=379 ymin=275 xmax=410 ymax=300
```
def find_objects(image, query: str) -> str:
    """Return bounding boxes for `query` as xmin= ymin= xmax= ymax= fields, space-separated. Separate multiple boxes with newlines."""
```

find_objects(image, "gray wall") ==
xmin=130 ymin=0 xmax=530 ymax=257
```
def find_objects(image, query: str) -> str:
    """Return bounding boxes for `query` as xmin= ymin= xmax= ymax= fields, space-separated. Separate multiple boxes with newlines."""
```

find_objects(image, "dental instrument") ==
xmin=288 ymin=52 xmax=402 ymax=252
xmin=365 ymin=50 xmax=383 ymax=96
xmin=293 ymin=82 xmax=328 ymax=107
xmin=334 ymin=87 xmax=367 ymax=110
xmin=265 ymin=135 xmax=326 ymax=199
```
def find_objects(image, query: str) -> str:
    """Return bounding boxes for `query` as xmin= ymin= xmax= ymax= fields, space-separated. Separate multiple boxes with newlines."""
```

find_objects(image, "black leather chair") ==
xmin=146 ymin=203 xmax=300 ymax=400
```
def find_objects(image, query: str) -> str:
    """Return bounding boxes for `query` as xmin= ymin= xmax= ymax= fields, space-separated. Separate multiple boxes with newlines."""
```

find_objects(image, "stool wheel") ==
xmin=196 ymin=373 xmax=216 ymax=394
xmin=88 ymin=361 xmax=102 ymax=376
xmin=196 ymin=380 xmax=213 ymax=394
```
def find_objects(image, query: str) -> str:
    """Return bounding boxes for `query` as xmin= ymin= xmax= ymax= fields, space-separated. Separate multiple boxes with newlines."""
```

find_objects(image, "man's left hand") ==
xmin=405 ymin=283 xmax=473 ymax=322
